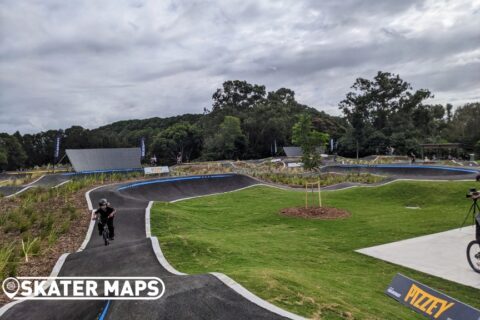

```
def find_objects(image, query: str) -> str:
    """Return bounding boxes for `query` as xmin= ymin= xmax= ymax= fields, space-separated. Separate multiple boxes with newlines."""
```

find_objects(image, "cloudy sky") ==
xmin=1 ymin=0 xmax=479 ymax=134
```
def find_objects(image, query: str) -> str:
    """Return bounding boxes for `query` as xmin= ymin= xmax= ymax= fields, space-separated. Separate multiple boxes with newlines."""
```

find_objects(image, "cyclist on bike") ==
xmin=93 ymin=198 xmax=116 ymax=241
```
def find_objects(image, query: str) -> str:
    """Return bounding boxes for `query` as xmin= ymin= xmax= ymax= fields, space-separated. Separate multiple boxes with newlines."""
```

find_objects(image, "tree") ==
xmin=0 ymin=134 xmax=27 ymax=170
xmin=204 ymin=116 xmax=247 ymax=160
xmin=150 ymin=122 xmax=202 ymax=164
xmin=446 ymin=103 xmax=453 ymax=123
xmin=64 ymin=126 xmax=91 ymax=149
xmin=212 ymin=80 xmax=266 ymax=112
xmin=474 ymin=140 xmax=480 ymax=158
xmin=339 ymin=71 xmax=434 ymax=156
xmin=0 ymin=139 xmax=8 ymax=170
xmin=204 ymin=81 xmax=346 ymax=159
xmin=444 ymin=102 xmax=480 ymax=151
xmin=292 ymin=114 xmax=329 ymax=170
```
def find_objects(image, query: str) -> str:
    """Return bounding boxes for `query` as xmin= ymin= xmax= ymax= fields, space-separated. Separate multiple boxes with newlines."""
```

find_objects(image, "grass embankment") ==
xmin=151 ymin=181 xmax=480 ymax=319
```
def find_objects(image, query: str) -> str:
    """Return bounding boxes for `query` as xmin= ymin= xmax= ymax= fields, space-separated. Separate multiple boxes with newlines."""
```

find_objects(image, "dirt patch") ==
xmin=280 ymin=207 xmax=350 ymax=220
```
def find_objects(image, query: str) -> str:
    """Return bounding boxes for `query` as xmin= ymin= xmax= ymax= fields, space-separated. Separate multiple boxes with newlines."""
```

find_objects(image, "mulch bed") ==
xmin=280 ymin=207 xmax=350 ymax=219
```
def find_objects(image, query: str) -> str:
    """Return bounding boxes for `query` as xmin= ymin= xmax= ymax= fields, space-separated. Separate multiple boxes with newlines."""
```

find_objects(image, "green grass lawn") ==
xmin=151 ymin=181 xmax=480 ymax=320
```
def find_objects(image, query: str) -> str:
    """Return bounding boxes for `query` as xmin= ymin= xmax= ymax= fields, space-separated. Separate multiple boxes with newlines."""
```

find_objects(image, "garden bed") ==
xmin=280 ymin=206 xmax=350 ymax=219
xmin=252 ymin=171 xmax=386 ymax=187
xmin=0 ymin=172 xmax=148 ymax=306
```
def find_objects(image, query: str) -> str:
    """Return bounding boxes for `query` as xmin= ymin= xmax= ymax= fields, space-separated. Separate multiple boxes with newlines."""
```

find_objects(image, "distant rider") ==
xmin=93 ymin=198 xmax=116 ymax=241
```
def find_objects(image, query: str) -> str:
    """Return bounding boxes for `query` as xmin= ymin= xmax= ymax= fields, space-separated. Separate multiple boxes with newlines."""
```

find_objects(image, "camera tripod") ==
xmin=461 ymin=198 xmax=480 ymax=229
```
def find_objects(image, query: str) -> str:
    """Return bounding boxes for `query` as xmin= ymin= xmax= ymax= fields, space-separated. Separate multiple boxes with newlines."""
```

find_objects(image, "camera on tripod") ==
xmin=462 ymin=188 xmax=480 ymax=229
xmin=466 ymin=188 xmax=480 ymax=199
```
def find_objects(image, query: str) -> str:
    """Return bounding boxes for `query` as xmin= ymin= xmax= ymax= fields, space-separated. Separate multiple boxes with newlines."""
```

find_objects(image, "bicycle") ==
xmin=463 ymin=190 xmax=480 ymax=273
xmin=93 ymin=218 xmax=110 ymax=246
xmin=467 ymin=240 xmax=480 ymax=273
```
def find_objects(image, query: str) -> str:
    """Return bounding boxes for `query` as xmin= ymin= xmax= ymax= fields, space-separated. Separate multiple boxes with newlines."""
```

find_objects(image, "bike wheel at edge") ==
xmin=467 ymin=240 xmax=480 ymax=273
xmin=103 ymin=229 xmax=110 ymax=246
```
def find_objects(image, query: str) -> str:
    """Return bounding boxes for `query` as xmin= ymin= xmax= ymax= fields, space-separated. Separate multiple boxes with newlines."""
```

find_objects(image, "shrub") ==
xmin=21 ymin=237 xmax=40 ymax=262
xmin=0 ymin=244 xmax=16 ymax=278
xmin=40 ymin=213 xmax=55 ymax=232
xmin=59 ymin=220 xmax=70 ymax=234
xmin=47 ymin=228 xmax=58 ymax=246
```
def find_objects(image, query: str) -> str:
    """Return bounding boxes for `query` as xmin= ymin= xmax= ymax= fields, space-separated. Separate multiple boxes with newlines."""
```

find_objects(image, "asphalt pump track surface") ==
xmin=0 ymin=174 xmax=304 ymax=320
xmin=321 ymin=164 xmax=479 ymax=180
xmin=0 ymin=174 xmax=71 ymax=197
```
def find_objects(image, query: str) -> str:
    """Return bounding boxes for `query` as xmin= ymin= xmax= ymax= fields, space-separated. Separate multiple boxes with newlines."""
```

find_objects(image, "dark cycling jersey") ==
xmin=95 ymin=206 xmax=115 ymax=222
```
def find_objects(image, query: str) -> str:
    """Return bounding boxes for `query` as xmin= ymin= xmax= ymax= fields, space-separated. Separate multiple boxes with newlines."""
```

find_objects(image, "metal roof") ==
xmin=283 ymin=146 xmax=325 ymax=157
xmin=66 ymin=148 xmax=142 ymax=172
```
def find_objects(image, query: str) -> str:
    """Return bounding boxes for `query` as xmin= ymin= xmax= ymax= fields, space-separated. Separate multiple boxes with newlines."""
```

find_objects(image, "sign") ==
xmin=144 ymin=166 xmax=169 ymax=175
xmin=54 ymin=136 xmax=61 ymax=159
xmin=2 ymin=276 xmax=165 ymax=300
xmin=287 ymin=162 xmax=302 ymax=168
xmin=140 ymin=137 xmax=146 ymax=158
xmin=385 ymin=274 xmax=480 ymax=320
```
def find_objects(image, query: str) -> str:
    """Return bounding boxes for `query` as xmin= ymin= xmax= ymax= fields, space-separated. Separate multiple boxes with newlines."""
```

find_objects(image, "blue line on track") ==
xmin=98 ymin=300 xmax=111 ymax=320
xmin=62 ymin=168 xmax=143 ymax=176
xmin=117 ymin=174 xmax=235 ymax=191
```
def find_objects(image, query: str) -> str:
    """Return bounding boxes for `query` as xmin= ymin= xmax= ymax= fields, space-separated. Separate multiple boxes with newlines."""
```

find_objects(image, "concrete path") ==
xmin=357 ymin=226 xmax=480 ymax=289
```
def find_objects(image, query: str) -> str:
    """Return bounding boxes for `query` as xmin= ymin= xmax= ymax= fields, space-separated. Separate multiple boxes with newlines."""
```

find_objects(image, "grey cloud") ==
xmin=0 ymin=0 xmax=479 ymax=134
xmin=409 ymin=62 xmax=480 ymax=92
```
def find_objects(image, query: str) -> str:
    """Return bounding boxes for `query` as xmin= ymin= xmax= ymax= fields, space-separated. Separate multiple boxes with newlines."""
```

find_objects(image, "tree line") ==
xmin=0 ymin=74 xmax=479 ymax=170
xmin=338 ymin=72 xmax=480 ymax=158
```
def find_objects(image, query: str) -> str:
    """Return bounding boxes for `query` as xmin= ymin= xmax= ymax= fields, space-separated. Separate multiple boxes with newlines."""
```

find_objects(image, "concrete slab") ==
xmin=356 ymin=226 xmax=480 ymax=289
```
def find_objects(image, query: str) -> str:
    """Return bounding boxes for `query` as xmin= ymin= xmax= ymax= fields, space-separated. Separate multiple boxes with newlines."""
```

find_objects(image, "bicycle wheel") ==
xmin=103 ymin=228 xmax=110 ymax=246
xmin=467 ymin=240 xmax=480 ymax=273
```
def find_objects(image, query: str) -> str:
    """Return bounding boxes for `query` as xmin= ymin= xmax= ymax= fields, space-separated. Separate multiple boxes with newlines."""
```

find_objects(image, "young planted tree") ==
xmin=292 ymin=114 xmax=329 ymax=170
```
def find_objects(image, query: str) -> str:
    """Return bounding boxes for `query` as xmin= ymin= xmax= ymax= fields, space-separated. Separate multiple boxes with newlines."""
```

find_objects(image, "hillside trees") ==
xmin=203 ymin=81 xmax=345 ymax=159
xmin=204 ymin=116 xmax=247 ymax=160
xmin=0 ymin=133 xmax=27 ymax=170
xmin=2 ymin=76 xmax=478 ymax=171
xmin=338 ymin=71 xmax=445 ymax=157
xmin=443 ymin=102 xmax=480 ymax=151
xmin=150 ymin=122 xmax=202 ymax=164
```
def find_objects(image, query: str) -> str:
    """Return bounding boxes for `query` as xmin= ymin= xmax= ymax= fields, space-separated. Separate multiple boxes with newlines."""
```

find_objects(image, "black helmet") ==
xmin=98 ymin=199 xmax=108 ymax=206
